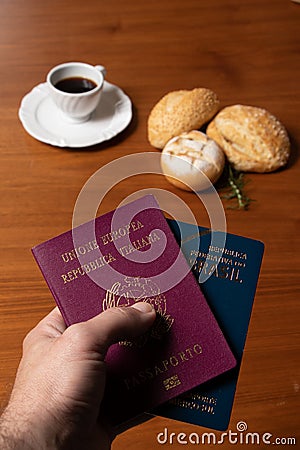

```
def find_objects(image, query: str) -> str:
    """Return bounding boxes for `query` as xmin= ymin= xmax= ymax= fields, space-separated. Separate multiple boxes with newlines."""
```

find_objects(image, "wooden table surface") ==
xmin=0 ymin=0 xmax=299 ymax=448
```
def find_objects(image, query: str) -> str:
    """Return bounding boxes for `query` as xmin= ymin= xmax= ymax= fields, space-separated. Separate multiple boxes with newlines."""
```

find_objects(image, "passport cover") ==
xmin=32 ymin=195 xmax=236 ymax=425
xmin=152 ymin=220 xmax=264 ymax=430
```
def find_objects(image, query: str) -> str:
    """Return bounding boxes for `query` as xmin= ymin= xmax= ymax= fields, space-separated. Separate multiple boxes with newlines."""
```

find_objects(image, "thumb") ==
xmin=65 ymin=302 xmax=156 ymax=359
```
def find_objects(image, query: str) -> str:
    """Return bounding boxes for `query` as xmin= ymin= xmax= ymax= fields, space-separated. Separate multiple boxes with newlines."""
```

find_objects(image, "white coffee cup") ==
xmin=47 ymin=62 xmax=106 ymax=123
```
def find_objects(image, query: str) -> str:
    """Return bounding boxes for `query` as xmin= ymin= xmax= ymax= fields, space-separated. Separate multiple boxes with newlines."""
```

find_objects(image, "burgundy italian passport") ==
xmin=32 ymin=195 xmax=236 ymax=425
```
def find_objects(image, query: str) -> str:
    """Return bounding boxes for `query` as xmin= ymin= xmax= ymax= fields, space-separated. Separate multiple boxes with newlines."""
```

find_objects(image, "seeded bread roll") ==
xmin=148 ymin=88 xmax=220 ymax=149
xmin=161 ymin=130 xmax=225 ymax=192
xmin=206 ymin=105 xmax=290 ymax=172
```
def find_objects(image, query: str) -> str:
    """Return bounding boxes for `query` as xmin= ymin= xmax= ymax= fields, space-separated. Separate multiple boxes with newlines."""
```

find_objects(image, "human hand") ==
xmin=0 ymin=303 xmax=156 ymax=450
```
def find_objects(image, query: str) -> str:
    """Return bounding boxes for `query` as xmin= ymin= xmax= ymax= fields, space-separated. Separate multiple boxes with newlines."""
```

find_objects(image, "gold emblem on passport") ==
xmin=163 ymin=375 xmax=181 ymax=391
xmin=102 ymin=277 xmax=174 ymax=347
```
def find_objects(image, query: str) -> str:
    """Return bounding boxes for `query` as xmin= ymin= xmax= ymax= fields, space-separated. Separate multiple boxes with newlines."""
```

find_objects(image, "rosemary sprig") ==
xmin=219 ymin=163 xmax=254 ymax=210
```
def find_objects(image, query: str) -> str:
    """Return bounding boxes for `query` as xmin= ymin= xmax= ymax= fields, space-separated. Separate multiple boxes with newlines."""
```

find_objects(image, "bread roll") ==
xmin=161 ymin=130 xmax=225 ymax=192
xmin=148 ymin=88 xmax=220 ymax=149
xmin=207 ymin=105 xmax=290 ymax=172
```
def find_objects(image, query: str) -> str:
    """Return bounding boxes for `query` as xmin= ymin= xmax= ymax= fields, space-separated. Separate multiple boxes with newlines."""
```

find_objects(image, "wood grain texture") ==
xmin=0 ymin=0 xmax=299 ymax=448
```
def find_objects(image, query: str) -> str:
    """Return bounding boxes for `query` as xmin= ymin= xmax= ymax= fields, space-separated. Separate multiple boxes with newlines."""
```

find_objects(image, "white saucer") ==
xmin=18 ymin=81 xmax=132 ymax=148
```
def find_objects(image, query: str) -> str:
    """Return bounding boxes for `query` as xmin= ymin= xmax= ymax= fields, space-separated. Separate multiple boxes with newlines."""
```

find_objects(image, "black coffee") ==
xmin=54 ymin=77 xmax=97 ymax=93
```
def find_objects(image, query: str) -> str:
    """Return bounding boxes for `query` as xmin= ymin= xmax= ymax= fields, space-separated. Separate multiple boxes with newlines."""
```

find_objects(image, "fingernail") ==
xmin=131 ymin=302 xmax=154 ymax=314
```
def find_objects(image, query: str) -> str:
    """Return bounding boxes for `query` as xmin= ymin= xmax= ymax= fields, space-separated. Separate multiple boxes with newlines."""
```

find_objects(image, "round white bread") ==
xmin=161 ymin=130 xmax=225 ymax=192
xmin=206 ymin=104 xmax=290 ymax=172
xmin=148 ymin=88 xmax=220 ymax=149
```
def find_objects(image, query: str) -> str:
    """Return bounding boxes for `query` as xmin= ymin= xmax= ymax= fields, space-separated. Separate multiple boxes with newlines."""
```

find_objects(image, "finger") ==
xmin=24 ymin=307 xmax=67 ymax=349
xmin=66 ymin=303 xmax=156 ymax=358
xmin=37 ymin=307 xmax=67 ymax=336
xmin=40 ymin=307 xmax=67 ymax=337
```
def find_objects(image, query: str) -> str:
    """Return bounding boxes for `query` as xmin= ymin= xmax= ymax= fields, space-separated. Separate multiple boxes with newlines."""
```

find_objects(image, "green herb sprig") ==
xmin=218 ymin=163 xmax=254 ymax=210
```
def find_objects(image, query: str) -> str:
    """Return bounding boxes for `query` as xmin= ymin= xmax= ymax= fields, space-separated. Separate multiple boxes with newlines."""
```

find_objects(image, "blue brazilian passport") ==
xmin=150 ymin=220 xmax=264 ymax=431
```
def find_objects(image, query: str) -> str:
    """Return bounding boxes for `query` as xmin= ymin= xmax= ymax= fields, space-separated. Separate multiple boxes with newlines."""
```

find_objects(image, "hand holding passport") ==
xmin=32 ymin=195 xmax=263 ymax=429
